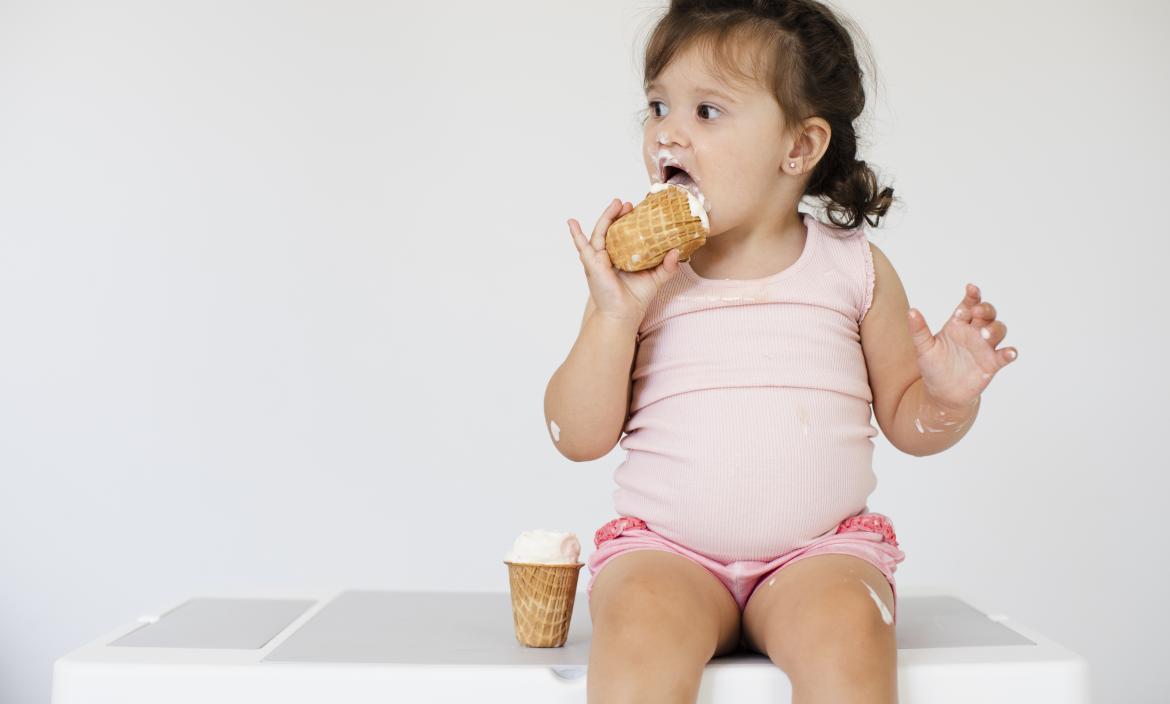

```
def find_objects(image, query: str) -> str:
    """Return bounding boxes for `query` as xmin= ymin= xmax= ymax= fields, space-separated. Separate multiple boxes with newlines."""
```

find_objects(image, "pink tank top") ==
xmin=612 ymin=210 xmax=879 ymax=563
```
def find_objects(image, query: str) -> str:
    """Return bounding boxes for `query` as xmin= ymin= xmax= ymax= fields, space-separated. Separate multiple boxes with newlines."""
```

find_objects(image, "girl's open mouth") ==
xmin=664 ymin=166 xmax=706 ymax=208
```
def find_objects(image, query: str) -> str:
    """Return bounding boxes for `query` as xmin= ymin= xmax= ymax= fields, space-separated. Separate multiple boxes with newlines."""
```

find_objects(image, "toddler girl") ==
xmin=544 ymin=1 xmax=1017 ymax=702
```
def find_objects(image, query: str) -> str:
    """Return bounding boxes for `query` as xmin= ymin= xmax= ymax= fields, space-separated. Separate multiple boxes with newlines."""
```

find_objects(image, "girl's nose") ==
xmin=655 ymin=122 xmax=688 ymax=148
xmin=654 ymin=105 xmax=690 ymax=145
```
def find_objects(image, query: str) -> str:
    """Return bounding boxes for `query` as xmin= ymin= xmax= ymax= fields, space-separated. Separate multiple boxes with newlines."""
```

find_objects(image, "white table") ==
xmin=52 ymin=587 xmax=1091 ymax=703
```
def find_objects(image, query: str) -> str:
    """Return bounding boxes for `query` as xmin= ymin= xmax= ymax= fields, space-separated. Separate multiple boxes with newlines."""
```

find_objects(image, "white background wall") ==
xmin=2 ymin=1 xmax=1167 ymax=702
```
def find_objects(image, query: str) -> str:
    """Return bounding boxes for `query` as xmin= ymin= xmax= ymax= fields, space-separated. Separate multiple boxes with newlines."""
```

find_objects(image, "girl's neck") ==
xmin=688 ymin=212 xmax=807 ymax=279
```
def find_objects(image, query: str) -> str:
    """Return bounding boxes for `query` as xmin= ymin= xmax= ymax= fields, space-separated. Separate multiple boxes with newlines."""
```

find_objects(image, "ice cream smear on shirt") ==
xmin=504 ymin=529 xmax=582 ymax=565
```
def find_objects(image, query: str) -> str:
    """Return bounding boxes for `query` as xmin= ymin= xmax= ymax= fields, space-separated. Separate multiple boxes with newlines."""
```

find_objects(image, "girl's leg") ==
xmin=741 ymin=552 xmax=899 ymax=704
xmin=587 ymin=548 xmax=742 ymax=704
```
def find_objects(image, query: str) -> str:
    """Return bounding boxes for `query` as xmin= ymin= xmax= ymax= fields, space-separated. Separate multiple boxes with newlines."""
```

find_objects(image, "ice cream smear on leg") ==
xmin=862 ymin=579 xmax=894 ymax=625
xmin=504 ymin=529 xmax=581 ymax=565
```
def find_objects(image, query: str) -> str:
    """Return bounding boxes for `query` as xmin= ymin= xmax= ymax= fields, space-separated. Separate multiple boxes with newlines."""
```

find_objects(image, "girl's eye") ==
xmin=647 ymin=100 xmax=722 ymax=121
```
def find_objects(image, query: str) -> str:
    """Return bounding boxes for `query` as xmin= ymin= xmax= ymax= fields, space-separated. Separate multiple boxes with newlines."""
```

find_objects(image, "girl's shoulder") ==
xmin=810 ymin=216 xmax=873 ymax=324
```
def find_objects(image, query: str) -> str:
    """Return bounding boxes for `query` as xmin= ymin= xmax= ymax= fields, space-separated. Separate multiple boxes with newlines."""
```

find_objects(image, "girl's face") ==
xmin=642 ymin=43 xmax=788 ymax=235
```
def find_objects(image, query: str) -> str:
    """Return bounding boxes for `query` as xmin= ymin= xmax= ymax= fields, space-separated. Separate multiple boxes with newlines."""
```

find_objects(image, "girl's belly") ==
xmin=613 ymin=386 xmax=879 ymax=563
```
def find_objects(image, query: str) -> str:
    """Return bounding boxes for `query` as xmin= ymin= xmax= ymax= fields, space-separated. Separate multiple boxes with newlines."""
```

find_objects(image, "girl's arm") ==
xmin=860 ymin=242 xmax=1018 ymax=457
xmin=543 ymin=295 xmax=638 ymax=462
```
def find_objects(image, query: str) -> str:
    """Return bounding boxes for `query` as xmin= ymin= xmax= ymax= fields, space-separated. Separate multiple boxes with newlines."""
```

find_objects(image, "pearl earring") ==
xmin=789 ymin=162 xmax=796 ymax=168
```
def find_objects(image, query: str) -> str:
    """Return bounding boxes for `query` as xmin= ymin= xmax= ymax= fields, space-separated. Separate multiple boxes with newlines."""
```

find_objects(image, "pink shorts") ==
xmin=586 ymin=511 xmax=906 ymax=622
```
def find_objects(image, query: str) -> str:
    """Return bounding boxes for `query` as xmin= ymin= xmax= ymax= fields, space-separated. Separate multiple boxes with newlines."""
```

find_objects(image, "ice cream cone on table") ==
xmin=606 ymin=181 xmax=710 ymax=272
xmin=503 ymin=529 xmax=583 ymax=648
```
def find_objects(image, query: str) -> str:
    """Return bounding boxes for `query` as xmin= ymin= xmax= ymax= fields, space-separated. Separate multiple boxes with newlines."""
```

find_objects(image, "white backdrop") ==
xmin=2 ymin=1 xmax=1167 ymax=702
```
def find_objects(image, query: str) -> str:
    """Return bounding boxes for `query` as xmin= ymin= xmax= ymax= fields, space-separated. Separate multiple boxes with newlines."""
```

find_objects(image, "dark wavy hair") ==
xmin=638 ymin=0 xmax=897 ymax=230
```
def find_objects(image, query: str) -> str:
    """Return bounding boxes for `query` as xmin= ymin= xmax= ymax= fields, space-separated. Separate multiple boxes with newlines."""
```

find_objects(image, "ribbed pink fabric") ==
xmin=612 ymin=210 xmax=880 ymax=563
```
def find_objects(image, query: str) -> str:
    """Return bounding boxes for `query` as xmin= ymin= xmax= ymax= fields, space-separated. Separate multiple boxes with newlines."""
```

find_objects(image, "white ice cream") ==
xmin=650 ymin=182 xmax=710 ymax=230
xmin=504 ymin=529 xmax=582 ymax=565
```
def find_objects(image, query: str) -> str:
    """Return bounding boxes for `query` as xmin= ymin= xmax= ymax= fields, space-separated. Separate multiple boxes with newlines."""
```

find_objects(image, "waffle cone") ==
xmin=606 ymin=184 xmax=709 ymax=272
xmin=503 ymin=560 xmax=584 ymax=648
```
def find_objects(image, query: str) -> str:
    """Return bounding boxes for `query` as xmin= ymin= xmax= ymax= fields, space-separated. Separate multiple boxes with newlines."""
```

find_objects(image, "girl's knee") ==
xmin=588 ymin=550 xmax=733 ymax=661
xmin=591 ymin=592 xmax=709 ymax=657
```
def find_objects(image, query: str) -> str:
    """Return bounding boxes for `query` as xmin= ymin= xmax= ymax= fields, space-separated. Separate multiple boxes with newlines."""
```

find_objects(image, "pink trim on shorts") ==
xmin=835 ymin=512 xmax=898 ymax=547
xmin=586 ymin=511 xmax=905 ymax=624
xmin=594 ymin=516 xmax=648 ymax=548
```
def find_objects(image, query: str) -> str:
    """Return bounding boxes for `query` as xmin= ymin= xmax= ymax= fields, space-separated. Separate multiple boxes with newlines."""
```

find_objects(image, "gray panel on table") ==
xmin=261 ymin=591 xmax=1034 ymax=666
xmin=112 ymin=598 xmax=316 ymax=649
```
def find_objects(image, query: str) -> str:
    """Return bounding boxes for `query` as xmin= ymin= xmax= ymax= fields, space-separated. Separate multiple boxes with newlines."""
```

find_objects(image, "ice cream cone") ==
xmin=606 ymin=183 xmax=709 ymax=272
xmin=503 ymin=560 xmax=584 ymax=648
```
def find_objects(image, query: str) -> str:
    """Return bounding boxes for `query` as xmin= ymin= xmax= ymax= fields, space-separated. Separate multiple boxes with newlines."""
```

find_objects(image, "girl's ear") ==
xmin=786 ymin=118 xmax=831 ymax=173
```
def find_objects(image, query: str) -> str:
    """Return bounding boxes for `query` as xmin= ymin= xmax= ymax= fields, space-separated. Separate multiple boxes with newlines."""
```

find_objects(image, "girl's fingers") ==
xmin=997 ymin=346 xmax=1019 ymax=368
xmin=978 ymin=320 xmax=1007 ymax=346
xmin=972 ymin=300 xmax=997 ymax=323
xmin=961 ymin=283 xmax=981 ymax=308
xmin=589 ymin=199 xmax=623 ymax=251
xmin=907 ymin=307 xmax=935 ymax=353
xmin=950 ymin=284 xmax=981 ymax=326
xmin=646 ymin=248 xmax=680 ymax=287
xmin=570 ymin=219 xmax=603 ymax=274
xmin=951 ymin=304 xmax=973 ymax=324
xmin=568 ymin=219 xmax=587 ymax=254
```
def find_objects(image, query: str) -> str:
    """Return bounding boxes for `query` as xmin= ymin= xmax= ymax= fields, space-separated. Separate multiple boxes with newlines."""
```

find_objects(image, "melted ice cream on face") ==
xmin=647 ymin=146 xmax=712 ymax=222
xmin=504 ymin=529 xmax=581 ymax=565
xmin=651 ymin=182 xmax=709 ymax=230
xmin=651 ymin=147 xmax=681 ymax=179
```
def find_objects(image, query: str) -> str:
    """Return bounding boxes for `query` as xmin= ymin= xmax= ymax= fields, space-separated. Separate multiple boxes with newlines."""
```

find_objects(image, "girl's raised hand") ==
xmin=907 ymin=283 xmax=1018 ymax=410
xmin=568 ymin=197 xmax=683 ymax=327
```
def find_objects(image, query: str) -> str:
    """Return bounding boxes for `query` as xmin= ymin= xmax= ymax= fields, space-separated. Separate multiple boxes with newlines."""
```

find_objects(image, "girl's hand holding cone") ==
xmin=568 ymin=197 xmax=685 ymax=327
